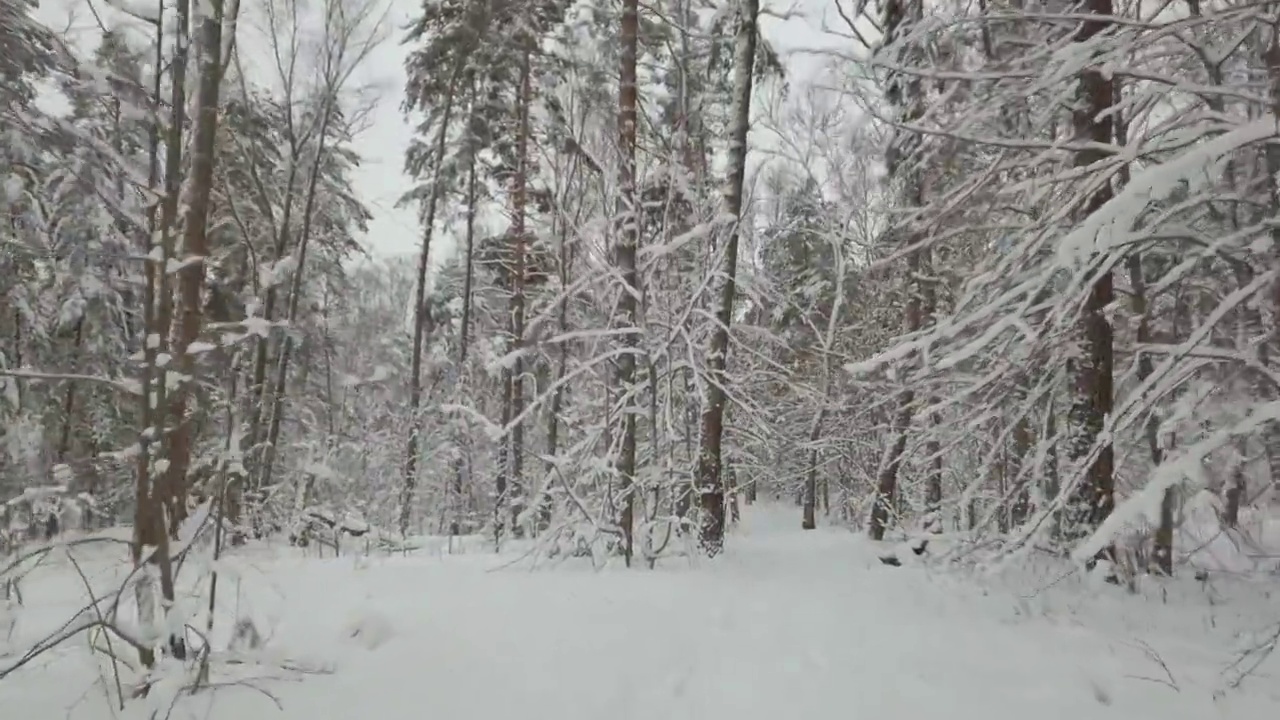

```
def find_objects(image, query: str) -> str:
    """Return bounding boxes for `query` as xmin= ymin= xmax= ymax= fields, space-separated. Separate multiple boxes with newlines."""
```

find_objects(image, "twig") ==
xmin=1122 ymin=639 xmax=1179 ymax=692
xmin=66 ymin=549 xmax=127 ymax=709
xmin=0 ymin=618 xmax=145 ymax=680
xmin=1225 ymin=621 xmax=1280 ymax=689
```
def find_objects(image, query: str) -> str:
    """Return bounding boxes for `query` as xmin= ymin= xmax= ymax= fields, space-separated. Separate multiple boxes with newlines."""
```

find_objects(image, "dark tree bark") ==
xmin=695 ymin=0 xmax=758 ymax=556
xmin=1063 ymin=0 xmax=1117 ymax=557
xmin=615 ymin=0 xmax=640 ymax=565
xmin=165 ymin=0 xmax=231 ymax=539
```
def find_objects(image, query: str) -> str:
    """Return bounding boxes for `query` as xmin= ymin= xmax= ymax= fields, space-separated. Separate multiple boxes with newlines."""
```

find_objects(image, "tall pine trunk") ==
xmin=401 ymin=85 xmax=457 ymax=538
xmin=695 ymin=0 xmax=757 ymax=556
xmin=1063 ymin=0 xmax=1117 ymax=556
xmin=500 ymin=46 xmax=533 ymax=540
xmin=614 ymin=0 xmax=640 ymax=565
xmin=132 ymin=0 xmax=179 ymax=668
xmin=164 ymin=0 xmax=230 ymax=537
xmin=451 ymin=85 xmax=479 ymax=537
xmin=868 ymin=0 xmax=925 ymax=542
xmin=258 ymin=103 xmax=339 ymax=494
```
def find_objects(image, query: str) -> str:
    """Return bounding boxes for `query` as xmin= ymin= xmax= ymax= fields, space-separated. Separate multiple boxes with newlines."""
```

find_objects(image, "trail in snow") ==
xmin=3 ymin=505 xmax=1279 ymax=719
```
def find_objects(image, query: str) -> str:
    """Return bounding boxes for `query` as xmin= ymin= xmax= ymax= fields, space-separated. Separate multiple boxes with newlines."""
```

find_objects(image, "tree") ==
xmin=613 ymin=0 xmax=640 ymax=564
xmin=696 ymin=0 xmax=758 ymax=556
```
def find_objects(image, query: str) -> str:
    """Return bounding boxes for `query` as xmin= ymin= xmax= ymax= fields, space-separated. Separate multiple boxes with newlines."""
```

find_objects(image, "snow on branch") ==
xmin=1073 ymin=400 xmax=1280 ymax=564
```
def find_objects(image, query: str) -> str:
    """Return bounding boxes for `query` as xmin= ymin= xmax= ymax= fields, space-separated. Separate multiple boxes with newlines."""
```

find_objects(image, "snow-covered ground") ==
xmin=3 ymin=505 xmax=1279 ymax=719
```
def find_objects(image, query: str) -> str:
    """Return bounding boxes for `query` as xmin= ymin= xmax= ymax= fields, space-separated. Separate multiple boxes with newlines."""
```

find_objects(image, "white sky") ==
xmin=31 ymin=0 xmax=855 ymax=263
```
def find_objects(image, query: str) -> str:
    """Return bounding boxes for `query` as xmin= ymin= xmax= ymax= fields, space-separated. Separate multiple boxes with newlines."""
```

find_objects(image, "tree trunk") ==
xmin=1063 ymin=0 xmax=1117 ymax=558
xmin=401 ymin=85 xmax=457 ymax=538
xmin=1223 ymin=446 xmax=1245 ymax=528
xmin=245 ymin=115 xmax=307 ymax=496
xmin=868 ymin=0 xmax=925 ymax=542
xmin=258 ymin=101 xmax=339 ymax=495
xmin=164 ymin=0 xmax=231 ymax=538
xmin=1009 ymin=412 xmax=1033 ymax=526
xmin=132 ymin=0 xmax=177 ymax=668
xmin=56 ymin=319 xmax=85 ymax=461
xmin=801 ymin=409 xmax=823 ymax=530
xmin=506 ymin=46 xmax=533 ymax=538
xmin=1116 ymin=95 xmax=1169 ymax=573
xmin=146 ymin=0 xmax=188 ymax=543
xmin=614 ymin=0 xmax=641 ymax=565
xmin=695 ymin=0 xmax=758 ymax=556
xmin=1261 ymin=29 xmax=1280 ymax=502
xmin=495 ymin=364 xmax=512 ymax=546
xmin=451 ymin=89 xmax=479 ymax=537
xmin=542 ymin=176 xmax=574 ymax=534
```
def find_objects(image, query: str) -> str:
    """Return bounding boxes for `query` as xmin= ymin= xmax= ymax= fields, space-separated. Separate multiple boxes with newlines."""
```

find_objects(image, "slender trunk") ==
xmin=245 ymin=149 xmax=305 ymax=488
xmin=614 ymin=0 xmax=641 ymax=565
xmin=870 ymin=388 xmax=915 ymax=540
xmin=401 ymin=85 xmax=457 ymax=537
xmin=459 ymin=112 xmax=478 ymax=361
xmin=676 ymin=368 xmax=695 ymax=521
xmin=803 ymin=271 xmax=847 ymax=530
xmin=1043 ymin=393 xmax=1060 ymax=524
xmin=1116 ymin=91 xmax=1169 ymax=573
xmin=240 ymin=31 xmax=311 ymax=488
xmin=10 ymin=314 xmax=21 ymax=409
xmin=870 ymin=257 xmax=928 ymax=542
xmin=695 ymin=0 xmax=758 ymax=556
xmin=165 ymin=0 xmax=232 ymax=538
xmin=924 ymin=410 xmax=942 ymax=528
xmin=801 ymin=407 xmax=825 ymax=530
xmin=923 ymin=265 xmax=942 ymax=522
xmin=505 ymin=47 xmax=532 ymax=538
xmin=147 ymin=0 xmax=188 ymax=543
xmin=56 ymin=319 xmax=86 ymax=461
xmin=1009 ymin=412 xmax=1033 ymax=526
xmin=1129 ymin=252 xmax=1170 ymax=571
xmin=450 ymin=93 xmax=479 ymax=537
xmin=132 ymin=0 xmax=169 ymax=668
xmin=258 ymin=104 xmax=339 ymax=494
xmin=542 ymin=190 xmax=573 ymax=533
xmin=495 ymin=364 xmax=512 ymax=546
xmin=1261 ymin=25 xmax=1280 ymax=499
xmin=1224 ymin=446 xmax=1245 ymax=527
xmin=321 ymin=287 xmax=337 ymax=439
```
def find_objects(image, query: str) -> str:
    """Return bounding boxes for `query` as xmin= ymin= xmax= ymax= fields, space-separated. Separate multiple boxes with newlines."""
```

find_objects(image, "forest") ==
xmin=2 ymin=0 xmax=1280 ymax=717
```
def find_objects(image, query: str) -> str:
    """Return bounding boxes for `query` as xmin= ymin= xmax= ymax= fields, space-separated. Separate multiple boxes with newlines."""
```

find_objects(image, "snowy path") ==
xmin=5 ymin=505 xmax=1279 ymax=719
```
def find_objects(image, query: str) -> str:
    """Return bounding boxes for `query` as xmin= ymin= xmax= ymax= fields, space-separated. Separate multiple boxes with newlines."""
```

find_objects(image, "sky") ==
xmin=30 ymin=0 xmax=855 ymax=264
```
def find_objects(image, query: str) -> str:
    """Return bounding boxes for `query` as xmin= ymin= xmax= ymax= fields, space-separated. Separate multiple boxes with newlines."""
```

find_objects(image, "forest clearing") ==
xmin=4 ymin=504 xmax=1279 ymax=719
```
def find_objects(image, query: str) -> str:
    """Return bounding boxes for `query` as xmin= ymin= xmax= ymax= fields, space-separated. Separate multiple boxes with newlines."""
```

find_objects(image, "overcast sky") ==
xmin=32 ymin=0 xmax=854 ymax=263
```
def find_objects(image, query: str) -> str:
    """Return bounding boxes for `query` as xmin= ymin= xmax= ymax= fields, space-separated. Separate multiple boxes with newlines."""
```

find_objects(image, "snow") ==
xmin=1181 ymin=493 xmax=1280 ymax=576
xmin=1054 ymin=115 xmax=1278 ymax=268
xmin=1074 ymin=399 xmax=1280 ymax=564
xmin=3 ymin=506 xmax=1278 ymax=719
